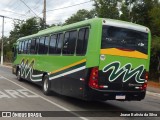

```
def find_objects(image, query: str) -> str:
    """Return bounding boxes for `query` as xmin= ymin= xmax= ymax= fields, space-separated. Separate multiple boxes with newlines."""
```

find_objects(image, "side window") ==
xmin=21 ymin=41 xmax=25 ymax=54
xmin=63 ymin=32 xmax=69 ymax=54
xmin=68 ymin=31 xmax=77 ymax=54
xmin=23 ymin=40 xmax=28 ymax=54
xmin=35 ymin=38 xmax=39 ymax=54
xmin=30 ymin=39 xmax=36 ymax=54
xmin=44 ymin=36 xmax=50 ymax=54
xmin=28 ymin=40 xmax=31 ymax=54
xmin=63 ymin=31 xmax=77 ymax=55
xmin=38 ymin=37 xmax=45 ymax=54
xmin=18 ymin=42 xmax=22 ymax=54
xmin=76 ymin=28 xmax=89 ymax=55
xmin=49 ymin=34 xmax=57 ymax=54
xmin=84 ymin=28 xmax=89 ymax=54
xmin=56 ymin=33 xmax=63 ymax=54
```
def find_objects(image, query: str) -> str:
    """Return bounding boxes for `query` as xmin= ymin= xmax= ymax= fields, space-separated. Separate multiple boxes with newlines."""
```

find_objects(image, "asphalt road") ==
xmin=0 ymin=65 xmax=159 ymax=120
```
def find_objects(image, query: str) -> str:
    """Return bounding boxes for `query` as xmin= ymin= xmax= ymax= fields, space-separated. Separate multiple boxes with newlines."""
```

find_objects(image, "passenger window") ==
xmin=27 ymin=40 xmax=31 ymax=54
xmin=49 ymin=34 xmax=57 ymax=54
xmin=63 ymin=31 xmax=77 ymax=55
xmin=21 ymin=41 xmax=25 ymax=54
xmin=30 ymin=39 xmax=36 ymax=54
xmin=63 ymin=32 xmax=69 ymax=54
xmin=38 ymin=37 xmax=45 ymax=54
xmin=76 ymin=28 xmax=89 ymax=55
xmin=18 ymin=42 xmax=22 ymax=54
xmin=44 ymin=36 xmax=50 ymax=54
xmin=56 ymin=33 xmax=63 ymax=54
xmin=68 ymin=31 xmax=77 ymax=54
xmin=35 ymin=38 xmax=39 ymax=54
xmin=23 ymin=40 xmax=28 ymax=54
xmin=84 ymin=29 xmax=89 ymax=54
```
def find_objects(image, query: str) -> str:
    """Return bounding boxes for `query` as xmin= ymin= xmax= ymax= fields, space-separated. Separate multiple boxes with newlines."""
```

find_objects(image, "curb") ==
xmin=0 ymin=65 xmax=12 ymax=69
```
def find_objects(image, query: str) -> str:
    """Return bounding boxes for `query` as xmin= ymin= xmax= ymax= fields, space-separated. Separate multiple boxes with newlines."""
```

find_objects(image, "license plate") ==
xmin=116 ymin=95 xmax=126 ymax=100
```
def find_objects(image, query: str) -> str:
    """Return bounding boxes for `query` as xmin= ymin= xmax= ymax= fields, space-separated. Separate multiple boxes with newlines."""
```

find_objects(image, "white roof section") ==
xmin=102 ymin=19 xmax=149 ymax=33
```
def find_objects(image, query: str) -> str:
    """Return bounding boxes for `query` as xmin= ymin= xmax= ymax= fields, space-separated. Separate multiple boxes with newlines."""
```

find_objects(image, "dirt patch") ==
xmin=148 ymin=81 xmax=160 ymax=89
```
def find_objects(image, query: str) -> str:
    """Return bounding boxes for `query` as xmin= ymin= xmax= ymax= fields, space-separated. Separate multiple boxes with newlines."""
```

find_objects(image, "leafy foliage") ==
xmin=149 ymin=5 xmax=160 ymax=36
xmin=119 ymin=3 xmax=131 ymax=21
xmin=1 ymin=17 xmax=45 ymax=62
xmin=93 ymin=0 xmax=119 ymax=19
xmin=64 ymin=9 xmax=96 ymax=25
xmin=150 ymin=36 xmax=160 ymax=80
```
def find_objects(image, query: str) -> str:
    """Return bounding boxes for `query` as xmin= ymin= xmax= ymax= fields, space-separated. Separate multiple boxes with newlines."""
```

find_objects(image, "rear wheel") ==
xmin=17 ymin=69 xmax=22 ymax=81
xmin=43 ymin=75 xmax=51 ymax=95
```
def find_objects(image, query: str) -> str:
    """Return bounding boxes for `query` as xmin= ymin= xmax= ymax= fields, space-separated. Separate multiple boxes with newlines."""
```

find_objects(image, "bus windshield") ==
xmin=101 ymin=25 xmax=148 ymax=54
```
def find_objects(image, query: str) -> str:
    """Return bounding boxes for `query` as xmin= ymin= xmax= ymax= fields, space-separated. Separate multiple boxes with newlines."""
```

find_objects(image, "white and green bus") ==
xmin=12 ymin=18 xmax=151 ymax=101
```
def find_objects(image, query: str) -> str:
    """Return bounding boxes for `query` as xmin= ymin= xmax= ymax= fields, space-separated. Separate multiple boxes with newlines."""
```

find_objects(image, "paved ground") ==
xmin=147 ymin=87 xmax=160 ymax=94
xmin=0 ymin=65 xmax=160 ymax=120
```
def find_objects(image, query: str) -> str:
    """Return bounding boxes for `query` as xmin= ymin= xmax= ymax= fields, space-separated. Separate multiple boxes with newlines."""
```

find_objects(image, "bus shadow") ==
xmin=51 ymin=94 xmax=126 ymax=111
xmin=19 ymin=78 xmax=127 ymax=112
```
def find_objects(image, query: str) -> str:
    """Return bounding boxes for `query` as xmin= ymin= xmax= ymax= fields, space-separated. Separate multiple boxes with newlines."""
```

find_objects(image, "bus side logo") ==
xmin=21 ymin=59 xmax=34 ymax=79
xmin=20 ymin=59 xmax=42 ymax=82
xmin=102 ymin=61 xmax=145 ymax=83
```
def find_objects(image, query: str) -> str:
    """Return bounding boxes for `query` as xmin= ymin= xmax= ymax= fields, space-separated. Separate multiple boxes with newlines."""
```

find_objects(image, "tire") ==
xmin=43 ymin=75 xmax=51 ymax=95
xmin=17 ymin=69 xmax=22 ymax=81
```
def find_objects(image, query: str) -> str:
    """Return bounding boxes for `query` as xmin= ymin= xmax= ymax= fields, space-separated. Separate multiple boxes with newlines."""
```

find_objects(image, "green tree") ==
xmin=131 ymin=0 xmax=150 ymax=25
xmin=93 ymin=0 xmax=119 ymax=19
xmin=120 ymin=3 xmax=131 ymax=21
xmin=149 ymin=4 xmax=160 ymax=36
xmin=19 ymin=17 xmax=40 ymax=36
xmin=150 ymin=36 xmax=160 ymax=80
xmin=64 ymin=9 xmax=96 ymax=25
xmin=131 ymin=0 xmax=160 ymax=30
xmin=0 ymin=37 xmax=13 ymax=62
xmin=2 ymin=17 xmax=45 ymax=62
xmin=9 ymin=17 xmax=45 ymax=43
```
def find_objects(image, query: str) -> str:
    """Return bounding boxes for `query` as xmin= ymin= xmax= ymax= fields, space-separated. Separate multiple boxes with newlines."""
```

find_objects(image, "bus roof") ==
xmin=17 ymin=18 xmax=150 ymax=42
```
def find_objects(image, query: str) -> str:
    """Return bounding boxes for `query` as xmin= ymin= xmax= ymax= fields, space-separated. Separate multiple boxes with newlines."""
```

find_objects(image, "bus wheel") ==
xmin=43 ymin=75 xmax=51 ymax=95
xmin=17 ymin=69 xmax=22 ymax=81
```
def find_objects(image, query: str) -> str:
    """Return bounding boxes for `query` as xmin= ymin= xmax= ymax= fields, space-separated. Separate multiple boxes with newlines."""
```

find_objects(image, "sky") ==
xmin=0 ymin=0 xmax=94 ymax=37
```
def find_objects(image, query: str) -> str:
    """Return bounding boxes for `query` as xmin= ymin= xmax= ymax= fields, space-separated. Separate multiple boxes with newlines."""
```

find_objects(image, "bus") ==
xmin=12 ymin=18 xmax=151 ymax=101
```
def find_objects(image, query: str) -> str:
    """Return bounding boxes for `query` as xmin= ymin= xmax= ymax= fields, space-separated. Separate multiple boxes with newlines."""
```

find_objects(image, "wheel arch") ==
xmin=16 ymin=65 xmax=21 ymax=75
xmin=42 ymin=72 xmax=48 ymax=81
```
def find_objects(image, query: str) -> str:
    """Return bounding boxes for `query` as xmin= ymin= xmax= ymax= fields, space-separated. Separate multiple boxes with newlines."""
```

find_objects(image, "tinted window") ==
xmin=44 ymin=36 xmax=49 ymax=54
xmin=76 ymin=28 xmax=89 ymax=55
xmin=56 ymin=33 xmax=63 ymax=54
xmin=63 ymin=32 xmax=69 ymax=54
xmin=102 ymin=26 xmax=148 ymax=54
xmin=49 ymin=34 xmax=57 ymax=54
xmin=65 ymin=31 xmax=77 ymax=55
xmin=30 ymin=39 xmax=36 ymax=54
xmin=35 ymin=38 xmax=39 ymax=54
xmin=38 ymin=37 xmax=45 ymax=54
xmin=27 ymin=40 xmax=31 ymax=54
xmin=18 ymin=42 xmax=22 ymax=54
xmin=23 ymin=40 xmax=28 ymax=54
xmin=21 ymin=41 xmax=25 ymax=53
xmin=83 ymin=29 xmax=89 ymax=54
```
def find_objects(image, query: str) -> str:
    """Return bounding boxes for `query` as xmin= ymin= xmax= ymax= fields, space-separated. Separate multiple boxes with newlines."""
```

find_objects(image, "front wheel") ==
xmin=17 ymin=69 xmax=22 ymax=81
xmin=43 ymin=75 xmax=51 ymax=95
